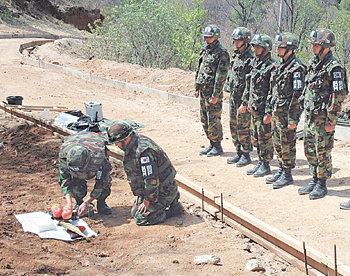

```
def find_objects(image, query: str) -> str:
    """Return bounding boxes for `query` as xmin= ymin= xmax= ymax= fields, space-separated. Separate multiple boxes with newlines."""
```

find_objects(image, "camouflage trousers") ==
xmin=251 ymin=110 xmax=273 ymax=162
xmin=69 ymin=178 xmax=111 ymax=201
xmin=272 ymin=112 xmax=297 ymax=169
xmin=229 ymin=98 xmax=251 ymax=153
xmin=304 ymin=114 xmax=334 ymax=179
xmin=200 ymin=94 xmax=223 ymax=142
xmin=131 ymin=181 xmax=178 ymax=226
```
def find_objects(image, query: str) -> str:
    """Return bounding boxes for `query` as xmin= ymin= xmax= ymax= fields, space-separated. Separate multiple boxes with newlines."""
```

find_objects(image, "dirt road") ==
xmin=0 ymin=31 xmax=350 ymax=273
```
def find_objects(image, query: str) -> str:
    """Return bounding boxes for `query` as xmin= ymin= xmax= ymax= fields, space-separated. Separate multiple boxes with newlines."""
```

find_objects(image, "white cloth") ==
xmin=15 ymin=211 xmax=98 ymax=241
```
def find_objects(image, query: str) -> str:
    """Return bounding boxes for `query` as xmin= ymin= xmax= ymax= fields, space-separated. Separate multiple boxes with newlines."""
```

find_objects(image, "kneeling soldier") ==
xmin=108 ymin=121 xmax=184 ymax=226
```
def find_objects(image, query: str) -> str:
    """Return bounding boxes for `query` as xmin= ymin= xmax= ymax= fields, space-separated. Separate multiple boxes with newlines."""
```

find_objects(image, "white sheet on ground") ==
xmin=14 ymin=211 xmax=98 ymax=241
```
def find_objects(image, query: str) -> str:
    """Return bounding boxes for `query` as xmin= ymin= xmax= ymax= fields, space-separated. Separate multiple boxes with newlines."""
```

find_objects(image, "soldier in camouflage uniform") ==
xmin=265 ymin=33 xmax=306 ymax=189
xmin=239 ymin=34 xmax=276 ymax=177
xmin=298 ymin=28 xmax=348 ymax=200
xmin=195 ymin=25 xmax=230 ymax=157
xmin=224 ymin=27 xmax=254 ymax=167
xmin=59 ymin=132 xmax=112 ymax=216
xmin=108 ymin=120 xmax=184 ymax=226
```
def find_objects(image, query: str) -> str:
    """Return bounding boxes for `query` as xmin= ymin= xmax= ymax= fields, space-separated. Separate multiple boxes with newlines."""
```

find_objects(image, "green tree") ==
xmin=85 ymin=0 xmax=207 ymax=70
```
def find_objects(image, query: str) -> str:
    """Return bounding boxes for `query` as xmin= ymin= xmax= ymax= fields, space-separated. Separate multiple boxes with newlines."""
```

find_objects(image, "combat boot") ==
xmin=165 ymin=192 xmax=184 ymax=218
xmin=200 ymin=141 xmax=214 ymax=155
xmin=236 ymin=153 xmax=251 ymax=167
xmin=247 ymin=160 xmax=262 ymax=175
xmin=273 ymin=168 xmax=294 ymax=189
xmin=97 ymin=198 xmax=112 ymax=215
xmin=298 ymin=176 xmax=318 ymax=195
xmin=253 ymin=162 xmax=271 ymax=177
xmin=207 ymin=141 xmax=223 ymax=157
xmin=309 ymin=179 xmax=327 ymax=200
xmin=340 ymin=200 xmax=350 ymax=210
xmin=266 ymin=163 xmax=283 ymax=184
xmin=227 ymin=151 xmax=242 ymax=164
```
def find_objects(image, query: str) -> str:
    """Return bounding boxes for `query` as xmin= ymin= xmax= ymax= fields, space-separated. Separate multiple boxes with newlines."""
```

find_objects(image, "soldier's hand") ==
xmin=238 ymin=105 xmax=247 ymax=114
xmin=78 ymin=202 xmax=88 ymax=217
xmin=247 ymin=105 xmax=252 ymax=113
xmin=195 ymin=91 xmax=199 ymax=98
xmin=325 ymin=122 xmax=335 ymax=132
xmin=288 ymin=123 xmax=297 ymax=130
xmin=137 ymin=199 xmax=150 ymax=214
xmin=263 ymin=114 xmax=272 ymax=124
xmin=208 ymin=97 xmax=218 ymax=104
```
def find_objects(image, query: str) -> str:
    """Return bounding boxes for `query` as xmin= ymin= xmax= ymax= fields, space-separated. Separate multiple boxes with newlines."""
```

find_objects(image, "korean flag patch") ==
xmin=293 ymin=72 xmax=301 ymax=79
xmin=333 ymin=72 xmax=342 ymax=79
xmin=140 ymin=156 xmax=150 ymax=164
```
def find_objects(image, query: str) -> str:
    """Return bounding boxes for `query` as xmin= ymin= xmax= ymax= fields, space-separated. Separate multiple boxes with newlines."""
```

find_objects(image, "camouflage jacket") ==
xmin=58 ymin=132 xmax=111 ymax=199
xmin=224 ymin=46 xmax=254 ymax=107
xmin=242 ymin=52 xmax=277 ymax=113
xmin=123 ymin=134 xmax=177 ymax=206
xmin=195 ymin=40 xmax=230 ymax=99
xmin=302 ymin=51 xmax=348 ymax=125
xmin=266 ymin=53 xmax=306 ymax=125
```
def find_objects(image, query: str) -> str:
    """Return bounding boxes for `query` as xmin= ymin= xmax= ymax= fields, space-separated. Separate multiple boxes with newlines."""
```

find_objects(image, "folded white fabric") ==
xmin=15 ymin=211 xmax=98 ymax=241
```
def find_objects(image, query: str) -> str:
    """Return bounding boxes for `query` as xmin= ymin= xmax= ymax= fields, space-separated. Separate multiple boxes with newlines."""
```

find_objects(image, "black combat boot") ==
xmin=200 ymin=141 xmax=214 ymax=155
xmin=207 ymin=141 xmax=223 ymax=157
xmin=97 ymin=197 xmax=112 ymax=215
xmin=309 ymin=178 xmax=327 ymax=200
xmin=340 ymin=200 xmax=350 ymax=210
xmin=266 ymin=163 xmax=283 ymax=184
xmin=236 ymin=153 xmax=251 ymax=167
xmin=253 ymin=162 xmax=271 ymax=177
xmin=247 ymin=160 xmax=262 ymax=175
xmin=298 ymin=176 xmax=318 ymax=195
xmin=165 ymin=192 xmax=184 ymax=219
xmin=227 ymin=151 xmax=242 ymax=164
xmin=273 ymin=168 xmax=294 ymax=189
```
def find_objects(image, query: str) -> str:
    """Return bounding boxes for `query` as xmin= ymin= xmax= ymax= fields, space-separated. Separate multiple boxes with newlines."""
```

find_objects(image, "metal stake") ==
xmin=334 ymin=244 xmax=337 ymax=276
xmin=201 ymin=188 xmax=204 ymax=211
xmin=221 ymin=193 xmax=224 ymax=223
xmin=303 ymin=242 xmax=308 ymax=275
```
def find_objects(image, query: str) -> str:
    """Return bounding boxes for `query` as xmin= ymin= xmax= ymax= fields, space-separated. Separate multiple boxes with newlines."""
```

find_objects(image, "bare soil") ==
xmin=0 ymin=116 xmax=300 ymax=276
xmin=1 ymin=27 xmax=350 ymax=274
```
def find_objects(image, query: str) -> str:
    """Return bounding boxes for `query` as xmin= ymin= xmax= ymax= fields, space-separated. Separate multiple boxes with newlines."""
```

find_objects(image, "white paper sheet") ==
xmin=15 ymin=211 xmax=98 ymax=241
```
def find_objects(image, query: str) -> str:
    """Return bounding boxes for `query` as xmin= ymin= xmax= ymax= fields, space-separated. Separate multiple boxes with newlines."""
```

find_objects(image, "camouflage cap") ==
xmin=203 ymin=25 xmax=221 ymax=38
xmin=308 ymin=28 xmax=335 ymax=48
xmin=274 ymin=32 xmax=298 ymax=49
xmin=67 ymin=146 xmax=91 ymax=171
xmin=232 ymin=27 xmax=252 ymax=42
xmin=251 ymin=34 xmax=272 ymax=51
xmin=108 ymin=120 xmax=134 ymax=144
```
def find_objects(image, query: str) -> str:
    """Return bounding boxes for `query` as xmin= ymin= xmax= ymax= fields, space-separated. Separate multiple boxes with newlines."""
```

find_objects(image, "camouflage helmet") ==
xmin=308 ymin=28 xmax=335 ymax=48
xmin=274 ymin=32 xmax=298 ymax=50
xmin=203 ymin=25 xmax=221 ymax=38
xmin=251 ymin=34 xmax=272 ymax=51
xmin=67 ymin=146 xmax=91 ymax=172
xmin=108 ymin=120 xmax=134 ymax=144
xmin=232 ymin=27 xmax=252 ymax=42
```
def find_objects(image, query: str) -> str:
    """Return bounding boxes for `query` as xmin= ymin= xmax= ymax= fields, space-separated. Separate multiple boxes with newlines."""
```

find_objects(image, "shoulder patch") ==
xmin=333 ymin=72 xmax=342 ymax=79
xmin=140 ymin=156 xmax=150 ymax=164
xmin=294 ymin=72 xmax=301 ymax=78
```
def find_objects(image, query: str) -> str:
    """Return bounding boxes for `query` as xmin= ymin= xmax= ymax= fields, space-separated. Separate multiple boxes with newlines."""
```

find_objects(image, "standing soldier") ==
xmin=298 ymin=28 xmax=348 ymax=200
xmin=265 ymin=33 xmax=306 ymax=189
xmin=108 ymin=121 xmax=184 ymax=226
xmin=58 ymin=132 xmax=112 ymax=217
xmin=239 ymin=34 xmax=276 ymax=177
xmin=225 ymin=27 xmax=254 ymax=167
xmin=195 ymin=24 xmax=230 ymax=157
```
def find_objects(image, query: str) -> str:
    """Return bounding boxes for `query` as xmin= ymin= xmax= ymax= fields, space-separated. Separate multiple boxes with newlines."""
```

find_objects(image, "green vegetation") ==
xmin=85 ymin=0 xmax=206 ymax=70
xmin=84 ymin=0 xmax=350 ymax=70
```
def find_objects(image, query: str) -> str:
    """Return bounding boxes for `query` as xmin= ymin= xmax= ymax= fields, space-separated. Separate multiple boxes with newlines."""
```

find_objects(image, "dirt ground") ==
xmin=0 ymin=116 xmax=301 ymax=276
xmin=1 ymin=25 xmax=350 ymax=274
